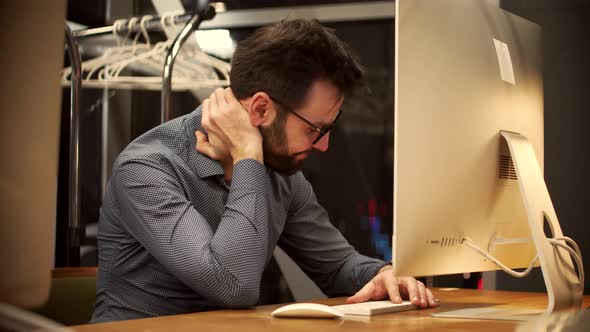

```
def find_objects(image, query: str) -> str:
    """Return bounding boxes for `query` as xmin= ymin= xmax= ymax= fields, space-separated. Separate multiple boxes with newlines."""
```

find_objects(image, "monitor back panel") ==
xmin=394 ymin=0 xmax=543 ymax=277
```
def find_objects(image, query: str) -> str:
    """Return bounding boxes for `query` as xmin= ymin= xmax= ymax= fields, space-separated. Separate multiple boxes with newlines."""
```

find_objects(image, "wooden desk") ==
xmin=72 ymin=289 xmax=590 ymax=332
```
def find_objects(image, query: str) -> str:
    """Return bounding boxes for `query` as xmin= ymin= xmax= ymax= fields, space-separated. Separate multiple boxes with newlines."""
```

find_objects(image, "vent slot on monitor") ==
xmin=440 ymin=237 xmax=462 ymax=247
xmin=499 ymin=154 xmax=518 ymax=180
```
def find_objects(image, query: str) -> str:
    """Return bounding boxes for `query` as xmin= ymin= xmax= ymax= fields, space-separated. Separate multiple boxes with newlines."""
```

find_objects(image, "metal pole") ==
xmin=161 ymin=5 xmax=215 ymax=123
xmin=64 ymin=24 xmax=82 ymax=263
xmin=72 ymin=13 xmax=195 ymax=39
xmin=161 ymin=15 xmax=199 ymax=123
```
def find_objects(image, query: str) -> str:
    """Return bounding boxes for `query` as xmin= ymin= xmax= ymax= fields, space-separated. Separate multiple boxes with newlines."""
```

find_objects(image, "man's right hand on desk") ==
xmin=345 ymin=265 xmax=439 ymax=309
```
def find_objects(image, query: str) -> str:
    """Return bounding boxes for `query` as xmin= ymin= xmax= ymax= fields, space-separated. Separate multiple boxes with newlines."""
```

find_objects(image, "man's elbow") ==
xmin=215 ymin=282 xmax=260 ymax=308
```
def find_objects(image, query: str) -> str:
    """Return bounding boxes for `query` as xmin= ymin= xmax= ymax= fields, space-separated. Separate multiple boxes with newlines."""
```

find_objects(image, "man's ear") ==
xmin=247 ymin=92 xmax=276 ymax=127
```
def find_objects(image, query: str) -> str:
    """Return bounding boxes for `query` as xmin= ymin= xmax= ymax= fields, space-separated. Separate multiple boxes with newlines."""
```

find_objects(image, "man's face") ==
xmin=260 ymin=80 xmax=344 ymax=175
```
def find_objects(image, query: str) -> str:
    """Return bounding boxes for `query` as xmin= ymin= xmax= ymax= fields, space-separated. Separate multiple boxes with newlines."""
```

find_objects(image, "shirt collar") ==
xmin=186 ymin=106 xmax=225 ymax=179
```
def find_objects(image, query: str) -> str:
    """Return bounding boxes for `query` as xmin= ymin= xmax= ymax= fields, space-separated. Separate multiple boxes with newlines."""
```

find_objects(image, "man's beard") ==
xmin=260 ymin=118 xmax=312 ymax=176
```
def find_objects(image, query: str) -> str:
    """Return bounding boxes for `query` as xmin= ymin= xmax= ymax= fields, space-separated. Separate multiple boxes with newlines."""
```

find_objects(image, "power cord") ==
xmin=462 ymin=237 xmax=538 ymax=278
xmin=462 ymin=236 xmax=584 ymax=291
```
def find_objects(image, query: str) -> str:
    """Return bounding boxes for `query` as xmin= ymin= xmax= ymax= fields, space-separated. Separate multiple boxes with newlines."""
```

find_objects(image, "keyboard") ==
xmin=331 ymin=300 xmax=417 ymax=316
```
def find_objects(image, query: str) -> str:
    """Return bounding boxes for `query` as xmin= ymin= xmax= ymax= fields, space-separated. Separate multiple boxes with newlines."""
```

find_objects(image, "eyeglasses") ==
xmin=270 ymin=97 xmax=342 ymax=144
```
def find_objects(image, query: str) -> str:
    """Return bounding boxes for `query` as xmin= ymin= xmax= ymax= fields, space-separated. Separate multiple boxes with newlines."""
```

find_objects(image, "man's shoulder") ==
xmin=113 ymin=109 xmax=201 ymax=174
xmin=269 ymin=170 xmax=313 ymax=205
xmin=284 ymin=171 xmax=311 ymax=191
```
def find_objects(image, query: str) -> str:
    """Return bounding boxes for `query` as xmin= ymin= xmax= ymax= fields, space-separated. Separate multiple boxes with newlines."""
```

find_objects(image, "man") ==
xmin=92 ymin=19 xmax=437 ymax=323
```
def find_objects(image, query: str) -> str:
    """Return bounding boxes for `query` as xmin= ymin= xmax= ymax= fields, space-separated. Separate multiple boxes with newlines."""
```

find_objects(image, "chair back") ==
xmin=35 ymin=267 xmax=97 ymax=326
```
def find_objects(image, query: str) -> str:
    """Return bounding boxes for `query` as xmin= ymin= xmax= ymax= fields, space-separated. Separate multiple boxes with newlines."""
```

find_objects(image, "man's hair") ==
xmin=230 ymin=19 xmax=366 ymax=110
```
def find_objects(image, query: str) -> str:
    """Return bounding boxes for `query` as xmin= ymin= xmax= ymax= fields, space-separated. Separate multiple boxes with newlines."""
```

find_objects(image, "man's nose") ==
xmin=312 ymin=133 xmax=330 ymax=152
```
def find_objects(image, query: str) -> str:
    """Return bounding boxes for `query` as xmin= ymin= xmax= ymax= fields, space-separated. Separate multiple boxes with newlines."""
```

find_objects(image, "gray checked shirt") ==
xmin=91 ymin=106 xmax=386 ymax=323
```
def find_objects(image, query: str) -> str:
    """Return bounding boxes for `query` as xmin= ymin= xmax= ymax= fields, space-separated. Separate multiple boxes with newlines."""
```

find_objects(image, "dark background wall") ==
xmin=496 ymin=0 xmax=590 ymax=294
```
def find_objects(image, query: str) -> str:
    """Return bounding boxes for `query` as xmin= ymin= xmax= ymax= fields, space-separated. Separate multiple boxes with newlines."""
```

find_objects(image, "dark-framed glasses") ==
xmin=270 ymin=97 xmax=342 ymax=144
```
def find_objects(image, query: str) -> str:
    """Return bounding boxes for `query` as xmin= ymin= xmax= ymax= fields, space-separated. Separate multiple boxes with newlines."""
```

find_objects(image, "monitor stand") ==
xmin=433 ymin=131 xmax=583 ymax=321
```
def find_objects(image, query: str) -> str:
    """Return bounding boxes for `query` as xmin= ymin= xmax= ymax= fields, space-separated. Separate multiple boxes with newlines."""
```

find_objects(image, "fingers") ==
xmin=200 ymin=87 xmax=261 ymax=163
xmin=416 ymin=281 xmax=428 ymax=308
xmin=202 ymin=98 xmax=212 ymax=131
xmin=399 ymin=277 xmax=421 ymax=306
xmin=345 ymin=281 xmax=375 ymax=304
xmin=346 ymin=273 xmax=439 ymax=309
xmin=195 ymin=130 xmax=207 ymax=152
xmin=207 ymin=91 xmax=218 ymax=125
xmin=398 ymin=277 xmax=434 ymax=308
xmin=382 ymin=273 xmax=403 ymax=304
xmin=195 ymin=130 xmax=207 ymax=146
xmin=224 ymin=87 xmax=239 ymax=103
xmin=426 ymin=288 xmax=439 ymax=307
xmin=215 ymin=87 xmax=227 ymax=106
xmin=195 ymin=131 xmax=214 ymax=158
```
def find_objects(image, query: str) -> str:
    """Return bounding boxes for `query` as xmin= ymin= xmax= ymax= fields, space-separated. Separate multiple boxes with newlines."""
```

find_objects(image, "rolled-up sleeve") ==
xmin=113 ymin=158 xmax=270 ymax=307
xmin=278 ymin=175 xmax=388 ymax=296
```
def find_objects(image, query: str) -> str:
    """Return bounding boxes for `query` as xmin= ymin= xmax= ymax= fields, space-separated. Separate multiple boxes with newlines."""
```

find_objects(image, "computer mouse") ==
xmin=271 ymin=303 xmax=344 ymax=319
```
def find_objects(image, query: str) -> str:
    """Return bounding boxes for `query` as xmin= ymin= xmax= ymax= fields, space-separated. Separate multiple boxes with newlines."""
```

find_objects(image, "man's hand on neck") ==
xmin=196 ymin=88 xmax=264 ymax=181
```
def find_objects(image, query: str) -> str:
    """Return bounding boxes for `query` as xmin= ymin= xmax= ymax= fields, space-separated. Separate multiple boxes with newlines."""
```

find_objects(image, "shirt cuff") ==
xmin=230 ymin=158 xmax=267 ymax=192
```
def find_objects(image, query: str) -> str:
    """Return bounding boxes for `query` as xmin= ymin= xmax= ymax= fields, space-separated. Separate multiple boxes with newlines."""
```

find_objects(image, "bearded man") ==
xmin=92 ymin=19 xmax=437 ymax=323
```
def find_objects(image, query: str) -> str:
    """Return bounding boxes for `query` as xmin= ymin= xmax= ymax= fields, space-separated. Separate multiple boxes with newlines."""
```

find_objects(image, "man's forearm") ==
xmin=325 ymin=253 xmax=388 ymax=296
xmin=193 ymin=159 xmax=271 ymax=305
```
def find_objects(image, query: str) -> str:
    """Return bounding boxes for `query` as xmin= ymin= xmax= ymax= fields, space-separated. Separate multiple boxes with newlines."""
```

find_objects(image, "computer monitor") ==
xmin=393 ymin=0 xmax=583 ymax=319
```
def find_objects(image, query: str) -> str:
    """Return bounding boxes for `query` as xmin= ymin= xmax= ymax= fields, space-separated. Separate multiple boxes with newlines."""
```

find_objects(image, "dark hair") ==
xmin=230 ymin=19 xmax=366 ymax=110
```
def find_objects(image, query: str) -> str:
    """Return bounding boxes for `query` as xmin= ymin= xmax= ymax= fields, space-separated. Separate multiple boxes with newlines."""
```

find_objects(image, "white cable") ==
xmin=553 ymin=237 xmax=582 ymax=260
xmin=462 ymin=237 xmax=539 ymax=278
xmin=547 ymin=238 xmax=584 ymax=291
xmin=463 ymin=236 xmax=585 ymax=289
